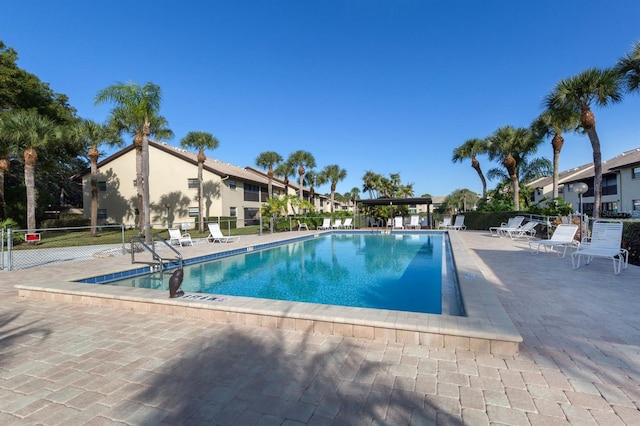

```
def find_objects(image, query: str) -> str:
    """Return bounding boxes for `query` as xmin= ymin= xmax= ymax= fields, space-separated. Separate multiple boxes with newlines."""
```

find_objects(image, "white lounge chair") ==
xmin=571 ymin=219 xmax=628 ymax=274
xmin=332 ymin=218 xmax=343 ymax=229
xmin=505 ymin=220 xmax=538 ymax=239
xmin=342 ymin=218 xmax=353 ymax=229
xmin=489 ymin=216 xmax=525 ymax=237
xmin=437 ymin=217 xmax=452 ymax=229
xmin=529 ymin=224 xmax=578 ymax=258
xmin=168 ymin=228 xmax=193 ymax=247
xmin=393 ymin=216 xmax=404 ymax=229
xmin=317 ymin=218 xmax=332 ymax=230
xmin=407 ymin=215 xmax=421 ymax=229
xmin=207 ymin=223 xmax=240 ymax=243
xmin=447 ymin=215 xmax=466 ymax=230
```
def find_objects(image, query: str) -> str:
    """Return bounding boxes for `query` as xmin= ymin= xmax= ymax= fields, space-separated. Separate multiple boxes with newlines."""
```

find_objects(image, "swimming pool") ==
xmin=101 ymin=233 xmax=463 ymax=316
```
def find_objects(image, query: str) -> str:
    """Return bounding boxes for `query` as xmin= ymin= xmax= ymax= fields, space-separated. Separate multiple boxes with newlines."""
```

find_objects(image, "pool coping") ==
xmin=13 ymin=230 xmax=522 ymax=355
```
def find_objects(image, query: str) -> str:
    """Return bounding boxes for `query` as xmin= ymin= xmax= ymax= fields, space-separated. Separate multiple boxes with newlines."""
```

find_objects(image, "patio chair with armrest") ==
xmin=529 ymin=224 xmax=578 ymax=258
xmin=571 ymin=219 xmax=628 ymax=274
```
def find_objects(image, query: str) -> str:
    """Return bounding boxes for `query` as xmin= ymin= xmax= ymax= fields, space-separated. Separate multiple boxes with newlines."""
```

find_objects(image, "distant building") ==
xmin=528 ymin=147 xmax=640 ymax=215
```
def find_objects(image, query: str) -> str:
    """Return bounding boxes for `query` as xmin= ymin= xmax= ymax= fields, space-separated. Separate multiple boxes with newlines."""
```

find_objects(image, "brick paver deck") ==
xmin=1 ymin=230 xmax=639 ymax=425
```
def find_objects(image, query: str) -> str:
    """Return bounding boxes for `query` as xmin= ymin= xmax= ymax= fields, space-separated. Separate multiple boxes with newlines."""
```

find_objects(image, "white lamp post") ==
xmin=573 ymin=182 xmax=588 ymax=241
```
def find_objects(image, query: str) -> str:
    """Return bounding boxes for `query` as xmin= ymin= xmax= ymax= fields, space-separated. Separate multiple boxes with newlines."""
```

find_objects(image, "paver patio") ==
xmin=0 ymin=230 xmax=639 ymax=425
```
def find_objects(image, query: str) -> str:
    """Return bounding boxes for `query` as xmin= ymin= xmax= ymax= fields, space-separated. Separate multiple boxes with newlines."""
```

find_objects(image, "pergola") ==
xmin=356 ymin=197 xmax=433 ymax=229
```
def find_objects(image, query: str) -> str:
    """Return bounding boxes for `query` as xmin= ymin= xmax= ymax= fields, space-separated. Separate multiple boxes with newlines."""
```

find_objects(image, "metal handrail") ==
xmin=130 ymin=234 xmax=183 ymax=280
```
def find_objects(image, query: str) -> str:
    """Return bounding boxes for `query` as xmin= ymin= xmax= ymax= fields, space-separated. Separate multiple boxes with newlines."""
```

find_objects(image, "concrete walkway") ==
xmin=0 ymin=231 xmax=639 ymax=425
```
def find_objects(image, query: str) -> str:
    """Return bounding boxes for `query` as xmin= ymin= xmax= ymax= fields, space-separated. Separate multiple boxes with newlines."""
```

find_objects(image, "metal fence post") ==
xmin=7 ymin=228 xmax=12 ymax=271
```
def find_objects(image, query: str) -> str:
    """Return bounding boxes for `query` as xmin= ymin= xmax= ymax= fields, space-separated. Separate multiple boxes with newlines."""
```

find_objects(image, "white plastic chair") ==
xmin=407 ymin=215 xmax=421 ymax=229
xmin=168 ymin=228 xmax=193 ymax=247
xmin=571 ymin=220 xmax=628 ymax=274
xmin=207 ymin=223 xmax=240 ymax=243
xmin=529 ymin=224 xmax=578 ymax=258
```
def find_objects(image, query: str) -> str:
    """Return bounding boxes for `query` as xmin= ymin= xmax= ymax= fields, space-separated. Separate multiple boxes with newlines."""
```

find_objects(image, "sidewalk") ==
xmin=0 ymin=230 xmax=639 ymax=425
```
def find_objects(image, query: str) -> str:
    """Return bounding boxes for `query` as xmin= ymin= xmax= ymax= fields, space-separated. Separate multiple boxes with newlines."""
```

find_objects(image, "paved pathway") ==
xmin=0 ymin=231 xmax=639 ymax=425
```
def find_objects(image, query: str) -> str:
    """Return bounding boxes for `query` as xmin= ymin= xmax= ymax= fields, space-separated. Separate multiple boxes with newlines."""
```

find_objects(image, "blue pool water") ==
xmin=101 ymin=233 xmax=462 ymax=315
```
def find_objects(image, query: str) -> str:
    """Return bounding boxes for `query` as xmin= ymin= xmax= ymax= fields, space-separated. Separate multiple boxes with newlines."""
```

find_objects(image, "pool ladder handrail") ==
xmin=130 ymin=234 xmax=183 ymax=281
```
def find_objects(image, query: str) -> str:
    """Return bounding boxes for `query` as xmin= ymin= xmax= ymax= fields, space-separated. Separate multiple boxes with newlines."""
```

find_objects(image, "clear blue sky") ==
xmin=2 ymin=1 xmax=639 ymax=198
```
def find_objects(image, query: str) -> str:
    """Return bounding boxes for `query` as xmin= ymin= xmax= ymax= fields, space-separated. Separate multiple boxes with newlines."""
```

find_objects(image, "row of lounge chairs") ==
xmin=436 ymin=215 xmax=466 ymax=231
xmin=168 ymin=223 xmax=240 ymax=247
xmin=317 ymin=218 xmax=353 ymax=230
xmin=495 ymin=216 xmax=628 ymax=275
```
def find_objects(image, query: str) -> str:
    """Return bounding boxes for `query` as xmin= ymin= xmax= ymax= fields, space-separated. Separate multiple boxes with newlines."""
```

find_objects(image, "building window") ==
xmin=602 ymin=202 xmax=618 ymax=212
xmin=633 ymin=200 xmax=640 ymax=211
xmin=188 ymin=207 xmax=199 ymax=217
xmin=230 ymin=207 xmax=237 ymax=217
xmin=601 ymin=175 xmax=617 ymax=196
xmin=133 ymin=179 xmax=137 ymax=187
xmin=188 ymin=178 xmax=198 ymax=189
xmin=244 ymin=207 xmax=259 ymax=226
xmin=97 ymin=181 xmax=107 ymax=191
xmin=97 ymin=209 xmax=107 ymax=219
xmin=228 ymin=180 xmax=236 ymax=190
xmin=633 ymin=167 xmax=640 ymax=179
xmin=244 ymin=183 xmax=260 ymax=202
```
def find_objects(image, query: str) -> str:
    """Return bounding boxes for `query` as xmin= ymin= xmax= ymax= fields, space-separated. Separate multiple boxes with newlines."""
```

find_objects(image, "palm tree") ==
xmin=486 ymin=126 xmax=543 ymax=211
xmin=287 ymin=150 xmax=316 ymax=200
xmin=76 ymin=119 xmax=123 ymax=237
xmin=362 ymin=170 xmax=380 ymax=199
xmin=274 ymin=161 xmax=296 ymax=197
xmin=319 ymin=165 xmax=347 ymax=213
xmin=95 ymin=81 xmax=173 ymax=241
xmin=0 ymin=140 xmax=11 ymax=220
xmin=255 ymin=151 xmax=282 ymax=199
xmin=0 ymin=110 xmax=60 ymax=232
xmin=304 ymin=170 xmax=326 ymax=206
xmin=546 ymin=68 xmax=623 ymax=218
xmin=180 ymin=131 xmax=220 ymax=233
xmin=531 ymin=108 xmax=580 ymax=199
xmin=617 ymin=41 xmax=640 ymax=93
xmin=452 ymin=138 xmax=489 ymax=199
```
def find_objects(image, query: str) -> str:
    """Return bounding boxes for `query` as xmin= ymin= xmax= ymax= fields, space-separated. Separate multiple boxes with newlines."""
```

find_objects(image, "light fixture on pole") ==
xmin=573 ymin=182 xmax=588 ymax=241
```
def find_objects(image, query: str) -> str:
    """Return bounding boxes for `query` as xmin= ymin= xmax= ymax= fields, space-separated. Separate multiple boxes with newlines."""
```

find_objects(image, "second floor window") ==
xmin=188 ymin=178 xmax=198 ymax=189
xmin=244 ymin=183 xmax=260 ymax=202
xmin=633 ymin=167 xmax=640 ymax=179
xmin=97 ymin=181 xmax=107 ymax=191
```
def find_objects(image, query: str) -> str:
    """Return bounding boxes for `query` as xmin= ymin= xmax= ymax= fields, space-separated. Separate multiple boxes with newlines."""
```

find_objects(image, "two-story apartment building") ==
xmin=529 ymin=147 xmax=640 ymax=216
xmin=73 ymin=140 xmax=287 ymax=228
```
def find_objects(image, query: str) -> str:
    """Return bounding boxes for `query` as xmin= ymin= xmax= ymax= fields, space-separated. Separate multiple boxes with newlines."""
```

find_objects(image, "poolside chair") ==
xmin=437 ymin=217 xmax=452 ymax=229
xmin=407 ymin=215 xmax=421 ymax=229
xmin=489 ymin=216 xmax=525 ymax=237
xmin=207 ymin=223 xmax=240 ymax=243
xmin=332 ymin=218 xmax=343 ymax=229
xmin=342 ymin=218 xmax=353 ymax=229
xmin=572 ymin=219 xmax=628 ymax=274
xmin=168 ymin=228 xmax=193 ymax=247
xmin=447 ymin=215 xmax=466 ymax=230
xmin=529 ymin=224 xmax=578 ymax=258
xmin=393 ymin=216 xmax=404 ymax=229
xmin=504 ymin=220 xmax=538 ymax=239
xmin=317 ymin=218 xmax=332 ymax=230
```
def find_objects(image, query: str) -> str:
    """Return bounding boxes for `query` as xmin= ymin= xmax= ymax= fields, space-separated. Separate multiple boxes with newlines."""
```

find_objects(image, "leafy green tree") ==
xmin=531 ymin=108 xmax=580 ymax=199
xmin=441 ymin=189 xmax=480 ymax=213
xmin=95 ymin=82 xmax=173 ymax=241
xmin=180 ymin=131 xmax=220 ymax=233
xmin=319 ymin=164 xmax=347 ymax=213
xmin=452 ymin=138 xmax=489 ymax=199
xmin=255 ymin=151 xmax=283 ymax=199
xmin=546 ymin=68 xmax=623 ymax=218
xmin=362 ymin=170 xmax=382 ymax=199
xmin=286 ymin=150 xmax=316 ymax=200
xmin=0 ymin=110 xmax=61 ymax=231
xmin=617 ymin=41 xmax=640 ymax=94
xmin=486 ymin=126 xmax=543 ymax=211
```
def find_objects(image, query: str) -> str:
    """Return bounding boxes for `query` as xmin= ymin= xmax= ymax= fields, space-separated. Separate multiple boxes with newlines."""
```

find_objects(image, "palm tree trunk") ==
xmin=511 ymin=174 xmax=520 ymax=211
xmin=551 ymin=133 xmax=564 ymax=199
xmin=0 ymin=156 xmax=8 ymax=220
xmin=198 ymin=161 xmax=204 ymax=233
xmin=586 ymin=128 xmax=602 ymax=218
xmin=24 ymin=148 xmax=37 ymax=232
xmin=89 ymin=145 xmax=99 ymax=237
xmin=141 ymin=123 xmax=151 ymax=242
xmin=135 ymin=144 xmax=143 ymax=232
xmin=471 ymin=157 xmax=487 ymax=199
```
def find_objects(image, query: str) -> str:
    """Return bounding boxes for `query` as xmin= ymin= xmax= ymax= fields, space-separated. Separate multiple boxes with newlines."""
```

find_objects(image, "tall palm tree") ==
xmin=0 ymin=140 xmax=11 ymax=220
xmin=303 ymin=170 xmax=325 ymax=206
xmin=531 ymin=108 xmax=580 ymax=199
xmin=274 ymin=161 xmax=296 ymax=197
xmin=452 ymin=138 xmax=489 ymax=199
xmin=255 ymin=151 xmax=282 ymax=199
xmin=319 ymin=165 xmax=347 ymax=213
xmin=287 ymin=150 xmax=316 ymax=200
xmin=75 ymin=119 xmax=123 ymax=237
xmin=362 ymin=170 xmax=380 ymax=199
xmin=546 ymin=68 xmax=623 ymax=218
xmin=0 ymin=110 xmax=60 ymax=232
xmin=616 ymin=41 xmax=640 ymax=94
xmin=95 ymin=81 xmax=173 ymax=241
xmin=486 ymin=126 xmax=542 ymax=211
xmin=180 ymin=131 xmax=220 ymax=233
